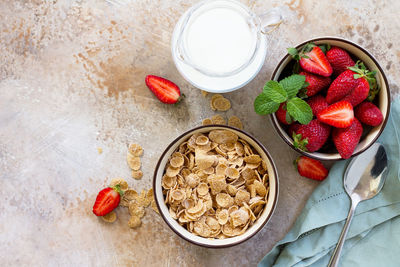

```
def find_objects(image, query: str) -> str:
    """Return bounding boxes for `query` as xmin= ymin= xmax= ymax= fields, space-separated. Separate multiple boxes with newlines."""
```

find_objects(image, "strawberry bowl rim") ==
xmin=269 ymin=36 xmax=391 ymax=161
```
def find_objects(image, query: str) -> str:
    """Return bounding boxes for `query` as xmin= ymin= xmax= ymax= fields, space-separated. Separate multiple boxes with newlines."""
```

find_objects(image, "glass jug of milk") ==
xmin=171 ymin=0 xmax=282 ymax=93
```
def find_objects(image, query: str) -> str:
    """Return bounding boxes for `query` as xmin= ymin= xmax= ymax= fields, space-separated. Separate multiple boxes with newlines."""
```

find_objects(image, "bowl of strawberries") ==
xmin=254 ymin=37 xmax=390 ymax=160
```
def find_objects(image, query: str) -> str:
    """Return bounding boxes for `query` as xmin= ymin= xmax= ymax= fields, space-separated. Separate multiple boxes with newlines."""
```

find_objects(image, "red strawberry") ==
xmin=93 ymin=186 xmax=122 ymax=216
xmin=326 ymin=46 xmax=355 ymax=76
xmin=276 ymin=103 xmax=293 ymax=125
xmin=332 ymin=118 xmax=363 ymax=159
xmin=299 ymin=46 xmax=333 ymax=77
xmin=296 ymin=156 xmax=328 ymax=181
xmin=342 ymin=78 xmax=370 ymax=107
xmin=326 ymin=61 xmax=376 ymax=106
xmin=307 ymin=95 xmax=328 ymax=116
xmin=355 ymin=102 xmax=383 ymax=126
xmin=326 ymin=70 xmax=358 ymax=104
xmin=317 ymin=100 xmax=354 ymax=128
xmin=291 ymin=119 xmax=331 ymax=152
xmin=299 ymin=71 xmax=331 ymax=97
xmin=145 ymin=75 xmax=182 ymax=104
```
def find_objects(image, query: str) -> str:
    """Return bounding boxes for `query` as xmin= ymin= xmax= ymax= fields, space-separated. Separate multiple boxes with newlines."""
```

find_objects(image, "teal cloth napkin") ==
xmin=259 ymin=97 xmax=400 ymax=267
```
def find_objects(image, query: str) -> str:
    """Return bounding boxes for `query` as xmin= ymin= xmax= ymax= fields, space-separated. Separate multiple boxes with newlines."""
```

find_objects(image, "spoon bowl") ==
xmin=328 ymin=143 xmax=388 ymax=267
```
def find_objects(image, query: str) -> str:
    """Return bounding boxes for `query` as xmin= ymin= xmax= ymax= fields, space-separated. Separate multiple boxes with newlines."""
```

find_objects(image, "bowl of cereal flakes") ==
xmin=153 ymin=125 xmax=279 ymax=248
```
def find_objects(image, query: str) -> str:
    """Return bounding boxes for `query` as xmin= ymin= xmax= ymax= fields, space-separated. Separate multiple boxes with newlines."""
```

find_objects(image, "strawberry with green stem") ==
xmin=93 ymin=185 xmax=123 ymax=216
xmin=326 ymin=61 xmax=378 ymax=105
xmin=288 ymin=43 xmax=333 ymax=77
xmin=290 ymin=119 xmax=331 ymax=152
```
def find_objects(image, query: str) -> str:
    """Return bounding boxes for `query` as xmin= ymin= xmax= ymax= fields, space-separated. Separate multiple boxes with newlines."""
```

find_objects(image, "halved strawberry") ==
xmin=332 ymin=118 xmax=363 ymax=159
xmin=92 ymin=186 xmax=122 ymax=216
xmin=296 ymin=156 xmax=328 ymax=181
xmin=145 ymin=75 xmax=182 ymax=104
xmin=326 ymin=46 xmax=355 ymax=76
xmin=288 ymin=44 xmax=332 ymax=77
xmin=299 ymin=71 xmax=331 ymax=97
xmin=317 ymin=100 xmax=354 ymax=128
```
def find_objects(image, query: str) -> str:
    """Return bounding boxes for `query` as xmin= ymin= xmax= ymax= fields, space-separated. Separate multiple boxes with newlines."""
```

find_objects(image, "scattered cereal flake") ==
xmin=226 ymin=184 xmax=238 ymax=196
xmin=124 ymin=189 xmax=138 ymax=201
xmin=225 ymin=167 xmax=240 ymax=179
xmin=128 ymin=143 xmax=143 ymax=157
xmin=210 ymin=94 xmax=224 ymax=110
xmin=137 ymin=190 xmax=152 ymax=207
xmin=235 ymin=189 xmax=250 ymax=206
xmin=209 ymin=175 xmax=227 ymax=194
xmin=230 ymin=208 xmax=250 ymax=227
xmin=244 ymin=155 xmax=262 ymax=164
xmin=129 ymin=201 xmax=145 ymax=218
xmin=166 ymin=165 xmax=180 ymax=177
xmin=185 ymin=173 xmax=200 ymax=188
xmin=216 ymin=209 xmax=229 ymax=225
xmin=162 ymin=175 xmax=177 ymax=189
xmin=216 ymin=193 xmax=234 ymax=208
xmin=210 ymin=114 xmax=226 ymax=125
xmin=170 ymin=188 xmax=186 ymax=201
xmin=213 ymin=97 xmax=231 ymax=111
xmin=170 ymin=155 xmax=184 ymax=168
xmin=228 ymin=116 xmax=243 ymax=129
xmin=128 ymin=216 xmax=141 ymax=228
xmin=254 ymin=180 xmax=267 ymax=197
xmin=209 ymin=130 xmax=238 ymax=144
xmin=216 ymin=163 xmax=228 ymax=176
xmin=97 ymin=147 xmax=103 ymax=154
xmin=110 ymin=178 xmax=128 ymax=191
xmin=130 ymin=170 xmax=142 ymax=180
xmin=196 ymin=182 xmax=209 ymax=196
xmin=127 ymin=153 xmax=141 ymax=170
xmin=195 ymin=135 xmax=209 ymax=146
xmin=101 ymin=211 xmax=117 ymax=223
xmin=202 ymin=118 xmax=213 ymax=126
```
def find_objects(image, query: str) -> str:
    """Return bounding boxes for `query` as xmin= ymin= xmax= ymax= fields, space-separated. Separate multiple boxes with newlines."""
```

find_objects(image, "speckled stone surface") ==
xmin=0 ymin=0 xmax=399 ymax=266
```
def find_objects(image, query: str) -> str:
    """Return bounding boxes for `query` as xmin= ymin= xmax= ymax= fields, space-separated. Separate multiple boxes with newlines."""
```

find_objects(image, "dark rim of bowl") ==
xmin=269 ymin=36 xmax=391 ymax=161
xmin=152 ymin=124 xmax=279 ymax=248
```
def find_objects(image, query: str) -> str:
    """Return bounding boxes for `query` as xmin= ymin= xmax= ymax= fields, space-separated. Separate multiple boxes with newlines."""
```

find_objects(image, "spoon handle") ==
xmin=328 ymin=199 xmax=358 ymax=267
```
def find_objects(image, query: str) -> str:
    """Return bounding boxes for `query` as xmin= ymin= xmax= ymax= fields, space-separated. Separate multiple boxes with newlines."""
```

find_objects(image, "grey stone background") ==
xmin=0 ymin=0 xmax=399 ymax=266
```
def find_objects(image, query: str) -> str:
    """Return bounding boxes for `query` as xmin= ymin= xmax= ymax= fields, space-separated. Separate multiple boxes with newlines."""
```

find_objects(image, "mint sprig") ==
xmin=254 ymin=74 xmax=313 ymax=125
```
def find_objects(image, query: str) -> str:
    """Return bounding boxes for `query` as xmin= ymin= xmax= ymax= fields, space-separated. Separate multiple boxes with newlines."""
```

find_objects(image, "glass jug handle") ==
xmin=258 ymin=7 xmax=283 ymax=34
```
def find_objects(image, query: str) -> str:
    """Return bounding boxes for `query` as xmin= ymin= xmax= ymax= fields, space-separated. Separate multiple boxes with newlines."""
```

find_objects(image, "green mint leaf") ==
xmin=263 ymin=80 xmax=287 ymax=103
xmin=285 ymin=112 xmax=294 ymax=124
xmin=254 ymin=93 xmax=280 ymax=115
xmin=286 ymin=97 xmax=313 ymax=125
xmin=279 ymin=74 xmax=306 ymax=99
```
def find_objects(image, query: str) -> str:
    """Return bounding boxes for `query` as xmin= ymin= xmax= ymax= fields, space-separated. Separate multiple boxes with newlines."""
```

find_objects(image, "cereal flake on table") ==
xmin=210 ymin=94 xmax=231 ymax=111
xmin=127 ymin=143 xmax=144 ymax=179
xmin=162 ymin=129 xmax=269 ymax=239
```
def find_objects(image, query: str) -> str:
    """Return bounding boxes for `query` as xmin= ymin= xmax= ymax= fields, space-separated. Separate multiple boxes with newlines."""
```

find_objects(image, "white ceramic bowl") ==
xmin=153 ymin=125 xmax=279 ymax=248
xmin=270 ymin=37 xmax=391 ymax=161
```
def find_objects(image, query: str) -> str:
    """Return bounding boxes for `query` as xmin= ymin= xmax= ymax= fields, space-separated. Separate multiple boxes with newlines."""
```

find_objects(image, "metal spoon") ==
xmin=328 ymin=143 xmax=388 ymax=267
